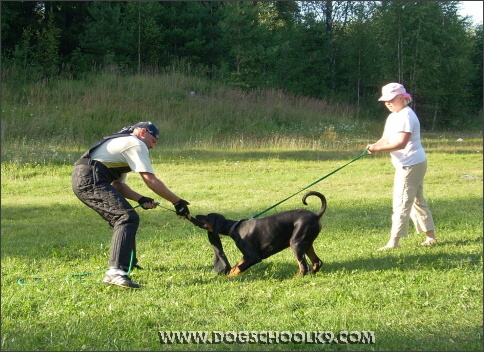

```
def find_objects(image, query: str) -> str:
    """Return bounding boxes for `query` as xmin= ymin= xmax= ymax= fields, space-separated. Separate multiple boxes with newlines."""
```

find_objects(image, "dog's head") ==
xmin=195 ymin=213 xmax=227 ymax=236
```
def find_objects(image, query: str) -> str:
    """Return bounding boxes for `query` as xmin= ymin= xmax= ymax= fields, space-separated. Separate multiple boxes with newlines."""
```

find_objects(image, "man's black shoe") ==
xmin=103 ymin=273 xmax=140 ymax=289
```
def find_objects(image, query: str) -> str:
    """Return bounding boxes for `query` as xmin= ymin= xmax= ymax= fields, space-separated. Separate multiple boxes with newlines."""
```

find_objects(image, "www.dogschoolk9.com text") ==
xmin=158 ymin=330 xmax=376 ymax=345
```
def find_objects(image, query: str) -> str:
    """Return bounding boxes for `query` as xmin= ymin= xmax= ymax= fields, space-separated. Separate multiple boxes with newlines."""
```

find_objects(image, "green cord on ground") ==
xmin=18 ymin=250 xmax=136 ymax=286
xmin=17 ymin=149 xmax=368 ymax=285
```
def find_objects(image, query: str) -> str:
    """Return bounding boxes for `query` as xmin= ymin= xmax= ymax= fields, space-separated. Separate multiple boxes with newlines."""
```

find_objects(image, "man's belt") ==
xmin=74 ymin=157 xmax=96 ymax=166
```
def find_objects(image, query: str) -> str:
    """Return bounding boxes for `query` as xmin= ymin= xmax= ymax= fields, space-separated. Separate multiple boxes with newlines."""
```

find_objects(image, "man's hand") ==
xmin=138 ymin=196 xmax=156 ymax=209
xmin=173 ymin=199 xmax=190 ymax=217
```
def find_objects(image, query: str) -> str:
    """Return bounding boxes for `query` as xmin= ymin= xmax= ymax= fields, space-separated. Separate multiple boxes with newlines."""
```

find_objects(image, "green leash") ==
xmin=17 ymin=202 xmax=176 ymax=286
xmin=18 ymin=150 xmax=368 ymax=285
xmin=17 ymin=271 xmax=106 ymax=286
xmin=251 ymin=148 xmax=369 ymax=219
xmin=18 ymin=221 xmax=142 ymax=286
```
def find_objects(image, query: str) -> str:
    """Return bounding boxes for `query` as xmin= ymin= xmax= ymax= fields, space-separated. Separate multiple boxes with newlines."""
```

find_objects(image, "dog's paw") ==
xmin=227 ymin=266 xmax=242 ymax=277
xmin=312 ymin=260 xmax=323 ymax=273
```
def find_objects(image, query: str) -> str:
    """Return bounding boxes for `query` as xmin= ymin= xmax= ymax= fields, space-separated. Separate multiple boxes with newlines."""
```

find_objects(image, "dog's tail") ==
xmin=302 ymin=191 xmax=327 ymax=218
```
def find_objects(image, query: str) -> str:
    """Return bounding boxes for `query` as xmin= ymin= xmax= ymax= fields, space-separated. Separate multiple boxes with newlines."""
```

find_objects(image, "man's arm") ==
xmin=113 ymin=180 xmax=157 ymax=209
xmin=139 ymin=172 xmax=181 ymax=204
xmin=139 ymin=172 xmax=190 ymax=216
xmin=112 ymin=181 xmax=144 ymax=202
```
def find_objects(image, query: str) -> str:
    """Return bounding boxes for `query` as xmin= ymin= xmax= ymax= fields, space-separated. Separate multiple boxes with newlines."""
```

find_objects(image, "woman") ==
xmin=367 ymin=83 xmax=436 ymax=250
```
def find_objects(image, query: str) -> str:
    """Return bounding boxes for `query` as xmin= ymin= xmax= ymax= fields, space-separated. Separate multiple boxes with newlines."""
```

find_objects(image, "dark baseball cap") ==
xmin=133 ymin=121 xmax=159 ymax=139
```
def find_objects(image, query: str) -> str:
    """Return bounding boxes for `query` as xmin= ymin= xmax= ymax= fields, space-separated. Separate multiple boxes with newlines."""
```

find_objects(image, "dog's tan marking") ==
xmin=227 ymin=259 xmax=245 ymax=277
xmin=228 ymin=266 xmax=242 ymax=277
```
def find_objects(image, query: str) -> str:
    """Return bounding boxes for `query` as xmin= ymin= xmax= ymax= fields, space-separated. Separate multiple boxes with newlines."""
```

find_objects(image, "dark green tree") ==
xmin=333 ymin=1 xmax=380 ymax=113
xmin=0 ymin=1 xmax=42 ymax=59
xmin=218 ymin=1 xmax=271 ymax=88
xmin=32 ymin=13 xmax=62 ymax=78
xmin=256 ymin=1 xmax=300 ymax=88
xmin=373 ymin=1 xmax=474 ymax=129
xmin=77 ymin=1 xmax=131 ymax=70
xmin=43 ymin=1 xmax=91 ymax=65
xmin=282 ymin=9 xmax=330 ymax=97
xmin=156 ymin=1 xmax=225 ymax=72
xmin=122 ymin=1 xmax=164 ymax=72
xmin=468 ymin=23 xmax=483 ymax=122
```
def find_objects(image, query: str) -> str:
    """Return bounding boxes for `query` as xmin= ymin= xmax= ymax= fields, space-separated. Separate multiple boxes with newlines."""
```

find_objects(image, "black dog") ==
xmin=194 ymin=191 xmax=327 ymax=277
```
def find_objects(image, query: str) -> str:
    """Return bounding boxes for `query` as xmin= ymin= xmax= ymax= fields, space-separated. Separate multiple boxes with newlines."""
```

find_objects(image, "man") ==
xmin=72 ymin=121 xmax=190 ymax=288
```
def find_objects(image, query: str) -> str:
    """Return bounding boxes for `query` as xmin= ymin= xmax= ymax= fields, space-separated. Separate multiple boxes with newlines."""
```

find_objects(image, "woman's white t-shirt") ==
xmin=383 ymin=106 xmax=426 ymax=167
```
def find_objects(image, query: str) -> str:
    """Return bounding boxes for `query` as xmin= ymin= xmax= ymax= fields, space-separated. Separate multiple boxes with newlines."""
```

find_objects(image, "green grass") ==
xmin=1 ymin=139 xmax=482 ymax=351
xmin=2 ymin=69 xmax=482 ymax=350
xmin=1 ymin=71 xmax=373 ymax=148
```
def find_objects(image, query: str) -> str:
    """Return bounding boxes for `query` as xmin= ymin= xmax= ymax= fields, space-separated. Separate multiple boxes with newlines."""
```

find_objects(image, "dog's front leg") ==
xmin=208 ymin=232 xmax=231 ymax=274
xmin=228 ymin=259 xmax=245 ymax=277
xmin=228 ymin=232 xmax=262 ymax=277
xmin=227 ymin=256 xmax=261 ymax=277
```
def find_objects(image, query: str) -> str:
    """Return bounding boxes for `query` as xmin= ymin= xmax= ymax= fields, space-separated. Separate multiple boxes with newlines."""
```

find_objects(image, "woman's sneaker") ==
xmin=103 ymin=273 xmax=140 ymax=288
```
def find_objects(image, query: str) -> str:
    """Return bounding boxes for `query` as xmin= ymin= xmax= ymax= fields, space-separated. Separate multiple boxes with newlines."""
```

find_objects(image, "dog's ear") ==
xmin=197 ymin=214 xmax=231 ymax=274
xmin=194 ymin=214 xmax=226 ymax=235
xmin=207 ymin=213 xmax=226 ymax=236
xmin=207 ymin=231 xmax=231 ymax=274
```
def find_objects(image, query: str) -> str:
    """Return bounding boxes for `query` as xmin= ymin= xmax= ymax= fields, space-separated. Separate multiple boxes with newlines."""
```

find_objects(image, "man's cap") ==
xmin=378 ymin=83 xmax=407 ymax=101
xmin=133 ymin=121 xmax=159 ymax=139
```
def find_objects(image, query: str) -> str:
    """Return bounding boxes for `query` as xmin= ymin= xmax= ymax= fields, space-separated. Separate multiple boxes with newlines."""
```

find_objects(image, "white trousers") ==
xmin=391 ymin=160 xmax=435 ymax=238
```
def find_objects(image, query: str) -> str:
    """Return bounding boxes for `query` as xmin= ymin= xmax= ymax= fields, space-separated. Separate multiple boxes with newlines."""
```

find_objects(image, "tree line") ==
xmin=1 ymin=1 xmax=482 ymax=130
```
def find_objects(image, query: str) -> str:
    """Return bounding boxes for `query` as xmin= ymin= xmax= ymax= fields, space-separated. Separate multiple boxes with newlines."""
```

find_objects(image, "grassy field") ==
xmin=1 ymin=69 xmax=381 ymax=149
xmin=1 ymin=136 xmax=482 ymax=351
xmin=1 ymin=71 xmax=482 ymax=350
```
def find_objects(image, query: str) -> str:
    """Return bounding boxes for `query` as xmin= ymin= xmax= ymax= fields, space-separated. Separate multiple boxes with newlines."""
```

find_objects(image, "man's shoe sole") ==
xmin=103 ymin=275 xmax=140 ymax=289
xmin=104 ymin=281 xmax=140 ymax=289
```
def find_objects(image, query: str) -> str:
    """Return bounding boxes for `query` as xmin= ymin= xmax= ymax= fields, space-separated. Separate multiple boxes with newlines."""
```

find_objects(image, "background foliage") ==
xmin=1 ymin=3 xmax=482 ymax=349
xmin=1 ymin=1 xmax=482 ymax=130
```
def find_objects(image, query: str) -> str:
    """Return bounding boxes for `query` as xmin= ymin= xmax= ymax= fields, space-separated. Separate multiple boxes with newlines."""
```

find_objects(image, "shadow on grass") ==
xmin=323 ymin=250 xmax=482 ymax=273
xmin=203 ymin=249 xmax=482 ymax=282
xmin=3 ymin=309 xmax=481 ymax=351
xmin=133 ymin=237 xmax=483 ymax=284
xmin=2 ymin=196 xmax=481 ymax=284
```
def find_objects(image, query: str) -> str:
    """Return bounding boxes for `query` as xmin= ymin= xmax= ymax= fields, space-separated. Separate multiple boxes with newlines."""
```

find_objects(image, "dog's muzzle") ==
xmin=188 ymin=216 xmax=206 ymax=228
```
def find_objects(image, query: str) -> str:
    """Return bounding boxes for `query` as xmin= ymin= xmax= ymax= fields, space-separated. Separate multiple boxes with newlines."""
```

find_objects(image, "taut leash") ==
xmin=18 ymin=149 xmax=368 ymax=285
xmin=251 ymin=148 xmax=369 ymax=219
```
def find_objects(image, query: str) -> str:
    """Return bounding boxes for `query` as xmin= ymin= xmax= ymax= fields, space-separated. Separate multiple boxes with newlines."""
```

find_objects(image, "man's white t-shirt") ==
xmin=90 ymin=135 xmax=155 ymax=182
xmin=383 ymin=106 xmax=426 ymax=167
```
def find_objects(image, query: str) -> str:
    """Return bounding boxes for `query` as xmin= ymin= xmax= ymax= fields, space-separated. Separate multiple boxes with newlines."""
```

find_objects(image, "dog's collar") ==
xmin=228 ymin=219 xmax=246 ymax=237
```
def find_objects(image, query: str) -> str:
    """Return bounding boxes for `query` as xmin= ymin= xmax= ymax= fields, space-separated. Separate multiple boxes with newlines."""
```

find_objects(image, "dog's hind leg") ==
xmin=306 ymin=244 xmax=323 ymax=273
xmin=290 ymin=242 xmax=311 ymax=277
